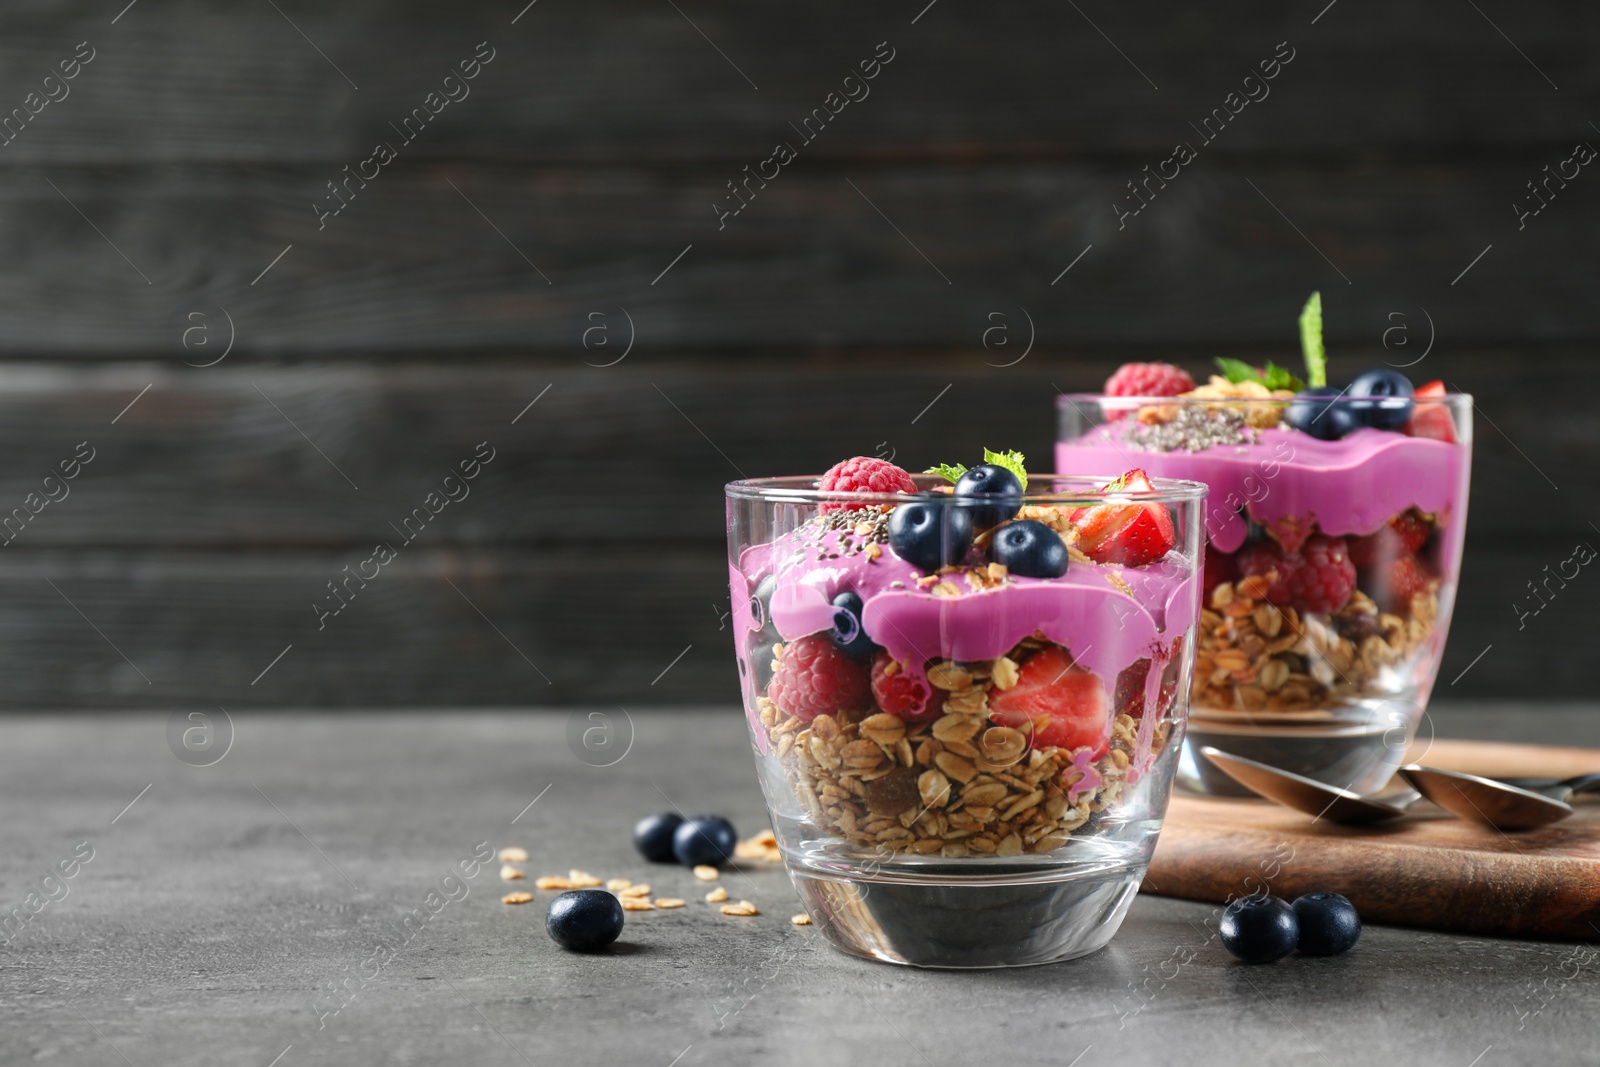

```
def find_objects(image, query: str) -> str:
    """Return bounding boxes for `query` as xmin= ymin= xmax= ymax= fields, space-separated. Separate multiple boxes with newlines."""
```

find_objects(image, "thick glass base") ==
xmin=790 ymin=861 xmax=1145 ymax=969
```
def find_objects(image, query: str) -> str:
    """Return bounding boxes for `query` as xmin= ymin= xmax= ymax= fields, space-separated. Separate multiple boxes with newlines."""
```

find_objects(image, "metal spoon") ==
xmin=1199 ymin=747 xmax=1420 ymax=825
xmin=1398 ymin=766 xmax=1600 ymax=831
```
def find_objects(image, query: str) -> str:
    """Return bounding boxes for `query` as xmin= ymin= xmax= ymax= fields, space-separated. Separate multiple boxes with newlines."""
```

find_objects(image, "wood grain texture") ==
xmin=0 ymin=353 xmax=1582 ymax=546
xmin=0 ymin=1 xmax=1594 ymax=165
xmin=2 ymin=163 xmax=1595 ymax=354
xmin=1148 ymin=740 xmax=1600 ymax=940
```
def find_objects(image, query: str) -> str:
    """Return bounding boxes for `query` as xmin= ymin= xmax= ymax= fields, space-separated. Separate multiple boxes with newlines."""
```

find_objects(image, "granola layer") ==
xmin=759 ymin=637 xmax=1173 ymax=857
xmin=1192 ymin=575 xmax=1441 ymax=715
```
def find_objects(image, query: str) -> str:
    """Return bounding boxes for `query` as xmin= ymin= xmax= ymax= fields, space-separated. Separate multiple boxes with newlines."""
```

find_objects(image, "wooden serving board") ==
xmin=1146 ymin=739 xmax=1600 ymax=940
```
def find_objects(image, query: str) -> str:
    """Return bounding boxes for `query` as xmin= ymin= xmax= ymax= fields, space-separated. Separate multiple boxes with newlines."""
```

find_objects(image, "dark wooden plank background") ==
xmin=0 ymin=0 xmax=1591 ymax=707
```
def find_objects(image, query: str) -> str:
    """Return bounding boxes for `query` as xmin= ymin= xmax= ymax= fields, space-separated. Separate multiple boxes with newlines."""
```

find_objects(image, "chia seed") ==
xmin=1121 ymin=406 xmax=1258 ymax=453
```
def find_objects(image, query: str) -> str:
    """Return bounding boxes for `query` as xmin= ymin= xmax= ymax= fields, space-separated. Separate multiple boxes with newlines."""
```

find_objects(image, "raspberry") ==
xmin=769 ymin=635 xmax=870 ymax=721
xmin=1236 ymin=540 xmax=1296 ymax=606
xmin=870 ymin=650 xmax=932 ymax=720
xmin=817 ymin=456 xmax=917 ymax=512
xmin=1374 ymin=555 xmax=1430 ymax=613
xmin=1287 ymin=535 xmax=1356 ymax=615
xmin=1104 ymin=362 xmax=1195 ymax=398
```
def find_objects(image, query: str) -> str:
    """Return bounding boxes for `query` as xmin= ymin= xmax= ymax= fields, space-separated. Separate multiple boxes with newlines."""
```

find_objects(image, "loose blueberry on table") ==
xmin=672 ymin=815 xmax=738 ymax=868
xmin=546 ymin=889 xmax=625 ymax=952
xmin=632 ymin=812 xmax=684 ymax=863
xmin=1291 ymin=891 xmax=1362 ymax=956
xmin=1219 ymin=895 xmax=1300 ymax=963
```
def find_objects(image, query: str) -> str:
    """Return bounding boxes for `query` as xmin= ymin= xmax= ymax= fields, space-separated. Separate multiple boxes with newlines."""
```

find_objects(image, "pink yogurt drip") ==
xmin=734 ymin=525 xmax=1200 ymax=775
xmin=1057 ymin=426 xmax=1470 ymax=580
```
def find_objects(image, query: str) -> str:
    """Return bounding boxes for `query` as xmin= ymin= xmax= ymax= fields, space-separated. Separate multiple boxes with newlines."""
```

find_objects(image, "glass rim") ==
xmin=724 ymin=472 xmax=1208 ymax=506
xmin=1056 ymin=390 xmax=1473 ymax=406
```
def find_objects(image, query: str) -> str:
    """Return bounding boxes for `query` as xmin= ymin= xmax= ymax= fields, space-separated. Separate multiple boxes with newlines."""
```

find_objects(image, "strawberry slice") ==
xmin=988 ymin=647 xmax=1110 ymax=757
xmin=1070 ymin=468 xmax=1176 ymax=567
xmin=1405 ymin=380 xmax=1456 ymax=443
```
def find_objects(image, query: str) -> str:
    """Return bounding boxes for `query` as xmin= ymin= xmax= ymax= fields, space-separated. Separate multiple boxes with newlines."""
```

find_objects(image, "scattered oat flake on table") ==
xmin=500 ymin=865 xmax=525 ymax=881
xmin=733 ymin=829 xmax=779 ymax=860
xmin=720 ymin=901 xmax=760 ymax=917
xmin=499 ymin=847 xmax=529 ymax=863
xmin=567 ymin=869 xmax=603 ymax=888
xmin=605 ymin=878 xmax=633 ymax=892
xmin=621 ymin=898 xmax=656 ymax=911
xmin=693 ymin=865 xmax=720 ymax=882
xmin=501 ymin=892 xmax=533 ymax=905
xmin=705 ymin=886 xmax=729 ymax=903
xmin=790 ymin=914 xmax=811 ymax=926
xmin=534 ymin=875 xmax=575 ymax=890
xmin=654 ymin=898 xmax=686 ymax=909
xmin=618 ymin=884 xmax=651 ymax=898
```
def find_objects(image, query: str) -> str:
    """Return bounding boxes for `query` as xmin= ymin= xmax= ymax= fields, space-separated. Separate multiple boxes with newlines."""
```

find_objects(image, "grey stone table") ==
xmin=4 ymin=706 xmax=1597 ymax=1067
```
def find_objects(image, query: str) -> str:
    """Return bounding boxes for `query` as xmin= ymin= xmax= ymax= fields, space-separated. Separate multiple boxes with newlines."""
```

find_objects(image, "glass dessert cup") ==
xmin=726 ymin=474 xmax=1204 ymax=967
xmin=1056 ymin=390 xmax=1472 ymax=797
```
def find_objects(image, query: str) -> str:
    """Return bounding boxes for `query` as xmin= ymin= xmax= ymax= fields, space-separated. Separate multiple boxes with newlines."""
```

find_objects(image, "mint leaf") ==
xmin=982 ymin=448 xmax=1028 ymax=490
xmin=1261 ymin=361 xmax=1306 ymax=392
xmin=924 ymin=462 xmax=968 ymax=483
xmin=1299 ymin=291 xmax=1326 ymax=388
xmin=1214 ymin=357 xmax=1261 ymax=385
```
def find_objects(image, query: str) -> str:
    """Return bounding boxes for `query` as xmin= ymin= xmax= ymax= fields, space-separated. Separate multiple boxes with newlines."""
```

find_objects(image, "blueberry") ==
xmin=1285 ymin=387 xmax=1360 ymax=441
xmin=545 ymin=889 xmax=624 ymax=952
xmin=1347 ymin=369 xmax=1414 ymax=431
xmin=888 ymin=501 xmax=975 ymax=573
xmin=989 ymin=519 xmax=1069 ymax=579
xmin=672 ymin=814 xmax=738 ymax=867
xmin=953 ymin=465 xmax=1024 ymax=528
xmin=1291 ymin=892 xmax=1361 ymax=956
xmin=1219 ymin=895 xmax=1299 ymax=963
xmin=632 ymin=812 xmax=684 ymax=863
xmin=829 ymin=590 xmax=878 ymax=659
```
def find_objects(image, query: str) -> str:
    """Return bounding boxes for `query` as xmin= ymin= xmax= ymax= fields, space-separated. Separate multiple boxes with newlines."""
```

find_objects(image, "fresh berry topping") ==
xmin=1219 ymin=895 xmax=1299 ymax=963
xmin=817 ymin=456 xmax=917 ymax=512
xmin=546 ymin=889 xmax=625 ymax=952
xmin=870 ymin=650 xmax=933 ymax=720
xmin=828 ymin=590 xmax=878 ymax=659
xmin=1265 ymin=514 xmax=1316 ymax=555
xmin=1202 ymin=546 xmax=1237 ymax=597
xmin=1070 ymin=469 xmax=1176 ymax=568
xmin=888 ymin=501 xmax=975 ymax=573
xmin=1105 ymin=362 xmax=1195 ymax=398
xmin=1285 ymin=387 xmax=1360 ymax=440
xmin=1291 ymin=892 xmax=1361 ymax=957
xmin=1375 ymin=554 xmax=1430 ymax=613
xmin=672 ymin=814 xmax=738 ymax=867
xmin=1405 ymin=380 xmax=1456 ymax=442
xmin=632 ymin=812 xmax=684 ymax=863
xmin=1347 ymin=368 xmax=1414 ymax=430
xmin=1286 ymin=534 xmax=1356 ymax=615
xmin=988 ymin=647 xmax=1111 ymax=756
xmin=953 ymin=464 xmax=1024 ymax=528
xmin=989 ymin=519 xmax=1069 ymax=579
xmin=1235 ymin=540 xmax=1296 ymax=606
xmin=769 ymin=634 xmax=871 ymax=721
xmin=1387 ymin=510 xmax=1432 ymax=554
